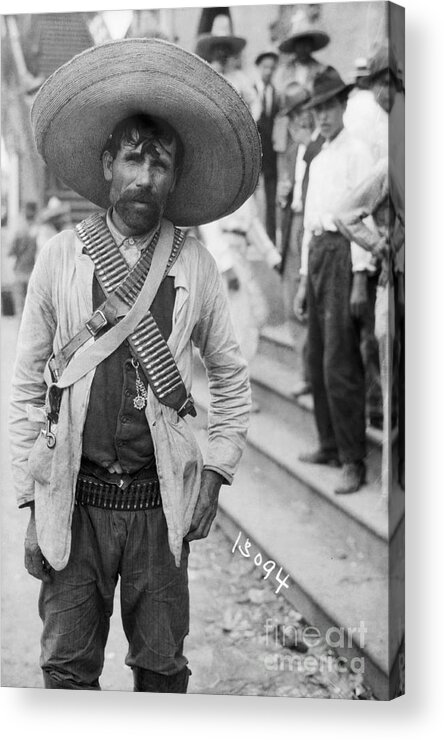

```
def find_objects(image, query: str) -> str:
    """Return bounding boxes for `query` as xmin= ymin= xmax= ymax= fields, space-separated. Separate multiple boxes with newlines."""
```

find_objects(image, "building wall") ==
xmin=144 ymin=3 xmax=388 ymax=81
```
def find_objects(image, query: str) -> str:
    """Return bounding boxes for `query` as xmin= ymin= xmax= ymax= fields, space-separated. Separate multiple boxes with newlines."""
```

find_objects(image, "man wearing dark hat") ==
xmin=9 ymin=38 xmax=259 ymax=692
xmin=253 ymin=50 xmax=279 ymax=241
xmin=294 ymin=66 xmax=374 ymax=494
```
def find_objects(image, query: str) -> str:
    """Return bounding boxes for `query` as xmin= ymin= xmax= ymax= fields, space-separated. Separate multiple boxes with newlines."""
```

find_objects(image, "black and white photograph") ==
xmin=1 ymin=1 xmax=405 ymax=703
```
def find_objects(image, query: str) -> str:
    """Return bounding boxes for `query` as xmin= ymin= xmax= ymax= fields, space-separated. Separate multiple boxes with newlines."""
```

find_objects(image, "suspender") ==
xmin=46 ymin=214 xmax=195 ymax=444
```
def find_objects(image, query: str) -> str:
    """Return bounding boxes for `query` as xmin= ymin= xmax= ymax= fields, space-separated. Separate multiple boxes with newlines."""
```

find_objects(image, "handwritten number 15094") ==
xmin=232 ymin=531 xmax=290 ymax=595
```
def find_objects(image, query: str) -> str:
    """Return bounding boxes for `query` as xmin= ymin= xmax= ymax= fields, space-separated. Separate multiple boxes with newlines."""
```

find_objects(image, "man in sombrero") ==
xmin=273 ymin=12 xmax=330 ymax=167
xmin=9 ymin=38 xmax=260 ymax=692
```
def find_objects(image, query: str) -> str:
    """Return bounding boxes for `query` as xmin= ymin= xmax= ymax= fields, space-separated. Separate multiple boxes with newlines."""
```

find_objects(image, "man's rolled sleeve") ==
xmin=192 ymin=254 xmax=251 ymax=484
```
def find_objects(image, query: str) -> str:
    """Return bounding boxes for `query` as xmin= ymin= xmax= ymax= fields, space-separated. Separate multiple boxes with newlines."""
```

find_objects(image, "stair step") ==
xmin=191 ymin=410 xmax=397 ymax=699
xmin=259 ymin=322 xmax=302 ymax=367
xmin=192 ymin=362 xmax=404 ymax=549
xmin=249 ymin=352 xmax=395 ymax=450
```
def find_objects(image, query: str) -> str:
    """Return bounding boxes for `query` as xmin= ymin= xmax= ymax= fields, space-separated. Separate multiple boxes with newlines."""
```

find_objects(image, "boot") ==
xmin=133 ymin=665 xmax=191 ymax=693
xmin=334 ymin=461 xmax=366 ymax=495
xmin=299 ymin=448 xmax=340 ymax=467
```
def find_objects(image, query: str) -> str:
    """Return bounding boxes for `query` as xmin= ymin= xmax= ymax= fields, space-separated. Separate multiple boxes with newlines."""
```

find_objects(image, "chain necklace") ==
xmin=131 ymin=357 xmax=148 ymax=410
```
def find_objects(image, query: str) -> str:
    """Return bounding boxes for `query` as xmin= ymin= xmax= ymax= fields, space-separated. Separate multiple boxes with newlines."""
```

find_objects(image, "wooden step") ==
xmin=192 ymin=361 xmax=404 ymax=551
xmin=249 ymin=352 xmax=396 ymax=451
xmin=190 ymin=405 xmax=400 ymax=699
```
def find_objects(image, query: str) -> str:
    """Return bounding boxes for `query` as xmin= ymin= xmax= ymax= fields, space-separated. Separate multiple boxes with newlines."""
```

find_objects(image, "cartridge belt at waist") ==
xmin=75 ymin=460 xmax=161 ymax=511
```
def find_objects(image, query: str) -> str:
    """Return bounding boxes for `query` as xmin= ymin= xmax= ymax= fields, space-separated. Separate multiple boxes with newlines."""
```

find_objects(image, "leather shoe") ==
xmin=299 ymin=449 xmax=340 ymax=467
xmin=334 ymin=461 xmax=366 ymax=494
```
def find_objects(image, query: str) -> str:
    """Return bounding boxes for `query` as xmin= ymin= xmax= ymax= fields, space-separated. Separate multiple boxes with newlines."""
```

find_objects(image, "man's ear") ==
xmin=169 ymin=168 xmax=179 ymax=195
xmin=102 ymin=151 xmax=113 ymax=183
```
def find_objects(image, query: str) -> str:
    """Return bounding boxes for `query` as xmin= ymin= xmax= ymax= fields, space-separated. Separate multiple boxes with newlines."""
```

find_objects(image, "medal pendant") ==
xmin=133 ymin=395 xmax=147 ymax=410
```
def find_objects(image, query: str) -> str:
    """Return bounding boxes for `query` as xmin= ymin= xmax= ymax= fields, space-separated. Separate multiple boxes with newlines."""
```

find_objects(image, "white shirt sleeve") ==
xmin=348 ymin=141 xmax=377 ymax=273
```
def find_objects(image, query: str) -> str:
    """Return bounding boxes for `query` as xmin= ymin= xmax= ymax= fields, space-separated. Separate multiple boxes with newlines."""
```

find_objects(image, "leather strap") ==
xmin=52 ymin=218 xmax=174 ymax=389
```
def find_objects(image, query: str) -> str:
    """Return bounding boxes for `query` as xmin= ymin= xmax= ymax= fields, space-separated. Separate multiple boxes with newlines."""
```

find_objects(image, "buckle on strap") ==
xmin=177 ymin=395 xmax=197 ymax=418
xmin=85 ymin=309 xmax=107 ymax=336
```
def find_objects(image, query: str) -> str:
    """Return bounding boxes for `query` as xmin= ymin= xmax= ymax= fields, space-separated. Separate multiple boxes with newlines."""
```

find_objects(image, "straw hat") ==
xmin=31 ymin=38 xmax=261 ymax=227
xmin=278 ymin=15 xmax=330 ymax=54
xmin=255 ymin=49 xmax=279 ymax=66
xmin=195 ymin=34 xmax=246 ymax=62
xmin=39 ymin=197 xmax=71 ymax=223
xmin=303 ymin=66 xmax=354 ymax=109
xmin=195 ymin=11 xmax=246 ymax=62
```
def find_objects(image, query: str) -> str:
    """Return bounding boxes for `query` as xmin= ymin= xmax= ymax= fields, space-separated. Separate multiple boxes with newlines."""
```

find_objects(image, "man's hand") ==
xmin=24 ymin=506 xmax=52 ymax=582
xmin=185 ymin=469 xmax=224 ymax=542
xmin=350 ymin=271 xmax=368 ymax=321
xmin=294 ymin=276 xmax=308 ymax=323
xmin=224 ymin=267 xmax=240 ymax=292
xmin=372 ymin=236 xmax=389 ymax=262
xmin=277 ymin=179 xmax=292 ymax=208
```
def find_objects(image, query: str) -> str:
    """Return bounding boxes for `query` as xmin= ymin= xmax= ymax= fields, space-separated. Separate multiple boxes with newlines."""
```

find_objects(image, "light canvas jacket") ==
xmin=9 ymin=226 xmax=251 ymax=569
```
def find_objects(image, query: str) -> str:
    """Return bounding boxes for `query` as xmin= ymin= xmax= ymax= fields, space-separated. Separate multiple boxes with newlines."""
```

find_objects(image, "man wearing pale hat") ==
xmin=272 ymin=13 xmax=329 ymax=165
xmin=294 ymin=66 xmax=374 ymax=494
xmin=9 ymin=38 xmax=260 ymax=692
xmin=195 ymin=14 xmax=256 ymax=109
xmin=276 ymin=81 xmax=323 ymax=398
xmin=274 ymin=13 xmax=330 ymax=95
xmin=36 ymin=197 xmax=73 ymax=257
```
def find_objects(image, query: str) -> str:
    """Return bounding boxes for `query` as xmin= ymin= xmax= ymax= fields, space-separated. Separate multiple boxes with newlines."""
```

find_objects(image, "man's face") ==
xmin=291 ymin=39 xmax=314 ymax=63
xmin=371 ymin=70 xmax=395 ymax=113
xmin=25 ymin=203 xmax=37 ymax=222
xmin=288 ymin=108 xmax=314 ymax=144
xmin=209 ymin=44 xmax=231 ymax=74
xmin=258 ymin=57 xmax=277 ymax=85
xmin=102 ymin=122 xmax=178 ymax=236
xmin=313 ymin=96 xmax=345 ymax=140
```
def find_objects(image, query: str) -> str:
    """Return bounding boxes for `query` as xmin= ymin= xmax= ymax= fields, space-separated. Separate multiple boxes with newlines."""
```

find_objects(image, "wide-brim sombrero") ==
xmin=195 ymin=33 xmax=246 ymax=62
xmin=279 ymin=28 xmax=330 ymax=54
xmin=31 ymin=38 xmax=261 ymax=227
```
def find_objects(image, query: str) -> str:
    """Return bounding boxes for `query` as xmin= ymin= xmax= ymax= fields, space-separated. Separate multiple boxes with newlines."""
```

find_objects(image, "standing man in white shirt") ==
xmin=295 ymin=67 xmax=374 ymax=494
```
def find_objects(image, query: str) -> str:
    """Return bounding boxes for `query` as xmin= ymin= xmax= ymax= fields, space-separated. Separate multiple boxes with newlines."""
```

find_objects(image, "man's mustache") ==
xmin=118 ymin=189 xmax=160 ymax=205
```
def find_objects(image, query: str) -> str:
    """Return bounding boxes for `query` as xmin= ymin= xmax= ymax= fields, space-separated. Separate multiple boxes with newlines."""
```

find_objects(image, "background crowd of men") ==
xmin=193 ymin=10 xmax=405 ymax=494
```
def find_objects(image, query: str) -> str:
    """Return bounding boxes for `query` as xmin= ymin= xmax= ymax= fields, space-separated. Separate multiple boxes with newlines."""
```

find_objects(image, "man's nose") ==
xmin=135 ymin=160 xmax=154 ymax=188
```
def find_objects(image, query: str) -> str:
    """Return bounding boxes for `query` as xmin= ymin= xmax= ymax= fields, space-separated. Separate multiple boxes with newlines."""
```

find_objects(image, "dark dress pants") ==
xmin=306 ymin=232 xmax=366 ymax=463
xmin=263 ymin=170 xmax=277 ymax=243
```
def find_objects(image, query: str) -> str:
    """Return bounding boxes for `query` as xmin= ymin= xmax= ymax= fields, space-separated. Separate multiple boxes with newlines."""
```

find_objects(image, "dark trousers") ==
xmin=39 ymin=503 xmax=190 ymax=690
xmin=263 ymin=170 xmax=277 ymax=243
xmin=306 ymin=232 xmax=366 ymax=463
